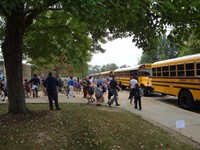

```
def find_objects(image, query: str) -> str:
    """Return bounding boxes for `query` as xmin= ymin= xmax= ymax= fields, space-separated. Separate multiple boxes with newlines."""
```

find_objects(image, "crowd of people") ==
xmin=22 ymin=73 xmax=143 ymax=110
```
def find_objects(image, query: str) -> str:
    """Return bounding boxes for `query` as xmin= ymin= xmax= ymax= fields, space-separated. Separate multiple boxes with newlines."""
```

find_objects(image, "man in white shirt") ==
xmin=129 ymin=76 xmax=138 ymax=104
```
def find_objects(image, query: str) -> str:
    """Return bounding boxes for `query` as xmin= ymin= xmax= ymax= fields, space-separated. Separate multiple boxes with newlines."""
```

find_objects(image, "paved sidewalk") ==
xmin=1 ymin=91 xmax=200 ymax=146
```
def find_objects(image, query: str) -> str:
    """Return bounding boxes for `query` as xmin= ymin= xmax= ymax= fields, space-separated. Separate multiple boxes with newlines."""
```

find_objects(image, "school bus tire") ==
xmin=179 ymin=90 xmax=194 ymax=110
xmin=121 ymin=85 xmax=126 ymax=90
xmin=141 ymin=85 xmax=148 ymax=96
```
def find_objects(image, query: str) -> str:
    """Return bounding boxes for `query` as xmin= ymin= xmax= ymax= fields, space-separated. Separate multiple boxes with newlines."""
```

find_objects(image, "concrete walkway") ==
xmin=1 ymin=91 xmax=200 ymax=146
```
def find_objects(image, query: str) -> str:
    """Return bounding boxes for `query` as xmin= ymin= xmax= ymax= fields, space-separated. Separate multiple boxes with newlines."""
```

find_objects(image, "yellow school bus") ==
xmin=151 ymin=54 xmax=200 ymax=110
xmin=99 ymin=70 xmax=114 ymax=78
xmin=114 ymin=64 xmax=153 ymax=95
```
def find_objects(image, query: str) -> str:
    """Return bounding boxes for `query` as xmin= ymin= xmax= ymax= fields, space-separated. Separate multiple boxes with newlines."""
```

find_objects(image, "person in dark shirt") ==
xmin=108 ymin=75 xmax=122 ymax=107
xmin=44 ymin=72 xmax=61 ymax=110
xmin=28 ymin=74 xmax=40 ymax=97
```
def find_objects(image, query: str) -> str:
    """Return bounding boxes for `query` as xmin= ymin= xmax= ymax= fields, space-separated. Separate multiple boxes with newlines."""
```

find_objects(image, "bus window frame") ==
xmin=157 ymin=67 xmax=161 ymax=77
xmin=162 ymin=65 xmax=169 ymax=77
xmin=196 ymin=62 xmax=200 ymax=76
xmin=177 ymin=63 xmax=185 ymax=77
xmin=170 ymin=65 xmax=176 ymax=77
xmin=186 ymin=62 xmax=195 ymax=77
xmin=152 ymin=68 xmax=156 ymax=77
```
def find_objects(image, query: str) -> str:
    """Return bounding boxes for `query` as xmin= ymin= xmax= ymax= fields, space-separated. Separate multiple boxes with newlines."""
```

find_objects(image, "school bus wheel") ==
xmin=121 ymin=85 xmax=126 ymax=90
xmin=140 ymin=85 xmax=147 ymax=96
xmin=179 ymin=90 xmax=194 ymax=110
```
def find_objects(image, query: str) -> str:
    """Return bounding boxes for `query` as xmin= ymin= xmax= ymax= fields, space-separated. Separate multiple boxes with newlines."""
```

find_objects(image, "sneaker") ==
xmin=116 ymin=104 xmax=120 ymax=106
xmin=134 ymin=107 xmax=137 ymax=109
xmin=50 ymin=108 xmax=53 ymax=111
xmin=139 ymin=108 xmax=142 ymax=110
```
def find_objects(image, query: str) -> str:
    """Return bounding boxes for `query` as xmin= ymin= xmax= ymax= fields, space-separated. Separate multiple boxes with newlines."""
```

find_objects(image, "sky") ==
xmin=89 ymin=37 xmax=143 ymax=67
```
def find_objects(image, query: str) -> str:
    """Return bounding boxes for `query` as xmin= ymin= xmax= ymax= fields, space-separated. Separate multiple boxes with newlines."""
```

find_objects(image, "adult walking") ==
xmin=129 ymin=76 xmax=138 ymax=104
xmin=44 ymin=72 xmax=61 ymax=110
xmin=108 ymin=75 xmax=121 ymax=107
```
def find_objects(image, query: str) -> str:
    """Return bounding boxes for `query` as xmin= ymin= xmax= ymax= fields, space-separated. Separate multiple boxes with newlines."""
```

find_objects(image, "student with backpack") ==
xmin=134 ymin=84 xmax=143 ymax=110
xmin=95 ymin=84 xmax=103 ymax=106
xmin=100 ymin=82 xmax=107 ymax=102
xmin=87 ymin=85 xmax=95 ymax=103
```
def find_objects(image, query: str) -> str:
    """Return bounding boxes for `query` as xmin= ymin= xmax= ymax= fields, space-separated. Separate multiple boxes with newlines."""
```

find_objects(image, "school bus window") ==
xmin=196 ymin=63 xmax=200 ymax=76
xmin=162 ymin=66 xmax=169 ymax=77
xmin=140 ymin=71 xmax=151 ymax=76
xmin=170 ymin=65 xmax=176 ymax=77
xmin=152 ymin=68 xmax=156 ymax=76
xmin=130 ymin=70 xmax=134 ymax=76
xmin=134 ymin=71 xmax=138 ymax=77
xmin=186 ymin=63 xmax=194 ymax=77
xmin=157 ymin=67 xmax=161 ymax=76
xmin=177 ymin=64 xmax=184 ymax=77
xmin=131 ymin=70 xmax=138 ymax=77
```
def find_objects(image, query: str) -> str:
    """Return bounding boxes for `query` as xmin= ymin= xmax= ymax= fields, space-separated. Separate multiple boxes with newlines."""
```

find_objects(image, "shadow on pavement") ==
xmin=145 ymin=92 xmax=200 ymax=114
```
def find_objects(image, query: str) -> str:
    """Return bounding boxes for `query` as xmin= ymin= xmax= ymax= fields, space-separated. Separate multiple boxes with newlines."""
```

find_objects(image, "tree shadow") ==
xmin=146 ymin=93 xmax=200 ymax=114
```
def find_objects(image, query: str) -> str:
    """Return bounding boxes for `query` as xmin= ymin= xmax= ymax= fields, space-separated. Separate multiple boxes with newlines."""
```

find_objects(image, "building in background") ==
xmin=0 ymin=59 xmax=31 ymax=80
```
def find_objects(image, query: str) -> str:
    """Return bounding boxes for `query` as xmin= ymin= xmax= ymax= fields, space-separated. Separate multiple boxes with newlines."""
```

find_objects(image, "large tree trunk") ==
xmin=1 ymin=11 xmax=29 ymax=114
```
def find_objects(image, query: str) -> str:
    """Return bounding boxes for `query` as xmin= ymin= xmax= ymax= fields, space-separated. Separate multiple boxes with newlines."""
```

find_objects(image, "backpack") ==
xmin=136 ymin=86 xmax=143 ymax=97
xmin=102 ymin=85 xmax=107 ymax=93
xmin=138 ymin=87 xmax=143 ymax=97
xmin=89 ymin=86 xmax=94 ymax=95
xmin=95 ymin=88 xmax=102 ymax=98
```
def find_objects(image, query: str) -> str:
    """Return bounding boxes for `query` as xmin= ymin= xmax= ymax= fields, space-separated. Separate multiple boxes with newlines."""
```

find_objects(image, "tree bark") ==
xmin=1 ymin=11 xmax=29 ymax=114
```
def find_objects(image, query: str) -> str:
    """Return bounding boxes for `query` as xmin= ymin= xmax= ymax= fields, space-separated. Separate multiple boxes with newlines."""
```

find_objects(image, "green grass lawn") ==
xmin=0 ymin=103 xmax=199 ymax=150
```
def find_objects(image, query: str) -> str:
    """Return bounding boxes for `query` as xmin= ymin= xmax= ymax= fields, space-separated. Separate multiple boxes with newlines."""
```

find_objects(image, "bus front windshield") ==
xmin=139 ymin=69 xmax=152 ymax=77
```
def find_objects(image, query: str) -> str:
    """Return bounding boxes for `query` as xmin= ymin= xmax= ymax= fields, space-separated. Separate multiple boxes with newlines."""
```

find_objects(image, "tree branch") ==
xmin=24 ymin=0 xmax=60 ymax=29
xmin=29 ymin=25 xmax=70 ymax=31
xmin=0 ymin=2 xmax=9 ymax=18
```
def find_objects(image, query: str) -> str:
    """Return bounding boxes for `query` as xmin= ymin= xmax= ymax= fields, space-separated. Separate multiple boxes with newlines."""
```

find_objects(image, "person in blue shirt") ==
xmin=68 ymin=76 xmax=75 ymax=99
xmin=44 ymin=72 xmax=61 ymax=110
